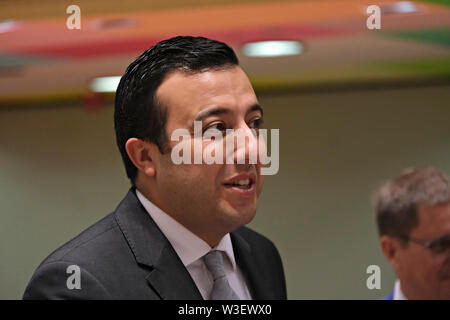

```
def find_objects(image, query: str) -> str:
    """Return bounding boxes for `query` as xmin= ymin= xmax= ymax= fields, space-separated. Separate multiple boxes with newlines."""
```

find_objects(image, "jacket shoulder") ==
xmin=382 ymin=290 xmax=395 ymax=300
xmin=39 ymin=212 xmax=120 ymax=266
xmin=23 ymin=213 xmax=124 ymax=299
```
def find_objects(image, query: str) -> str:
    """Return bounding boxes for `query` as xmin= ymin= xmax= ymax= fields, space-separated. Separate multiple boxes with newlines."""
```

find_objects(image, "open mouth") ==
xmin=223 ymin=172 xmax=256 ymax=194
xmin=224 ymin=179 xmax=254 ymax=190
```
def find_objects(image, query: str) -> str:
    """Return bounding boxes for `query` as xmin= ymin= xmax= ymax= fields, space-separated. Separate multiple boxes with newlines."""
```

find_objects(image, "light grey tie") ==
xmin=203 ymin=250 xmax=240 ymax=300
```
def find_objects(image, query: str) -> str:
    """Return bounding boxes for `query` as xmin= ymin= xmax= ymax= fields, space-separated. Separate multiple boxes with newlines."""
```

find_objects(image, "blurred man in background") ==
xmin=373 ymin=167 xmax=450 ymax=300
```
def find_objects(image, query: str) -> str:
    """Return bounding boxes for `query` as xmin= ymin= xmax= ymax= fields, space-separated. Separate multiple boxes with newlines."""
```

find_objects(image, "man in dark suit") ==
xmin=23 ymin=36 xmax=287 ymax=300
xmin=373 ymin=167 xmax=450 ymax=300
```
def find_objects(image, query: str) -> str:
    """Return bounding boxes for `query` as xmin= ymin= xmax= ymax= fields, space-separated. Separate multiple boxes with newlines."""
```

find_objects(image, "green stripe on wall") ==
xmin=386 ymin=28 xmax=450 ymax=47
xmin=417 ymin=0 xmax=450 ymax=6
xmin=369 ymin=57 xmax=450 ymax=78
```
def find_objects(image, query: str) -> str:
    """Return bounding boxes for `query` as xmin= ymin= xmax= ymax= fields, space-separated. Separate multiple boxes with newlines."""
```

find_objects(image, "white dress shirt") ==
xmin=136 ymin=189 xmax=252 ymax=300
xmin=393 ymin=280 xmax=407 ymax=300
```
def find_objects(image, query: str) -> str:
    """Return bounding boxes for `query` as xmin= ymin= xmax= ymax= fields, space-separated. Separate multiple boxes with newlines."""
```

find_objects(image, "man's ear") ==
xmin=381 ymin=235 xmax=401 ymax=270
xmin=125 ymin=138 xmax=157 ymax=177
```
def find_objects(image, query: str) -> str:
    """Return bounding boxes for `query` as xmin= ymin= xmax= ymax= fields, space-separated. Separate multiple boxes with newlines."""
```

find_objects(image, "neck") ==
xmin=135 ymin=184 xmax=226 ymax=248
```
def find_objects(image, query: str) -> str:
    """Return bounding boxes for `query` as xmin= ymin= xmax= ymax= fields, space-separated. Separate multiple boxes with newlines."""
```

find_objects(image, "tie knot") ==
xmin=203 ymin=250 xmax=226 ymax=281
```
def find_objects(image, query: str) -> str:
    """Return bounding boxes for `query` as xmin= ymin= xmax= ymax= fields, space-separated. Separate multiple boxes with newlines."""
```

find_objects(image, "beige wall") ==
xmin=1 ymin=84 xmax=449 ymax=299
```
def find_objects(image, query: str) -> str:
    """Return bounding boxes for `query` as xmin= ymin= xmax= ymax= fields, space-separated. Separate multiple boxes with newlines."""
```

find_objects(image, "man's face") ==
xmin=394 ymin=203 xmax=450 ymax=299
xmin=150 ymin=66 xmax=264 ymax=243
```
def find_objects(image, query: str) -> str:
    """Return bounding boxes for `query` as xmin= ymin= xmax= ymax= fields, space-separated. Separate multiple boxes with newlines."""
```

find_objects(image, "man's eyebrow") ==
xmin=248 ymin=104 xmax=263 ymax=117
xmin=431 ymin=234 xmax=450 ymax=244
xmin=194 ymin=107 xmax=231 ymax=122
xmin=194 ymin=103 xmax=263 ymax=122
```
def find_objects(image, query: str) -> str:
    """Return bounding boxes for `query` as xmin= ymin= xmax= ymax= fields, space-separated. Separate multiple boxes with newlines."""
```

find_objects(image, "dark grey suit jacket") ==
xmin=23 ymin=188 xmax=287 ymax=300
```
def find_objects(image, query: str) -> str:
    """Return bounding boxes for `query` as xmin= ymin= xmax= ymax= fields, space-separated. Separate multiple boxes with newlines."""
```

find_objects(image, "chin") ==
xmin=219 ymin=203 xmax=257 ymax=230
xmin=238 ymin=207 xmax=257 ymax=225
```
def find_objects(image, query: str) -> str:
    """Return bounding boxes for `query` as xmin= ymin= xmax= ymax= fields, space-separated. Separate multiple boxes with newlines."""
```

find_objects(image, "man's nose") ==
xmin=232 ymin=123 xmax=260 ymax=165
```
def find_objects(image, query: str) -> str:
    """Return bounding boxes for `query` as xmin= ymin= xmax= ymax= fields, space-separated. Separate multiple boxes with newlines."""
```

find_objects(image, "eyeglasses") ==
xmin=397 ymin=234 xmax=450 ymax=255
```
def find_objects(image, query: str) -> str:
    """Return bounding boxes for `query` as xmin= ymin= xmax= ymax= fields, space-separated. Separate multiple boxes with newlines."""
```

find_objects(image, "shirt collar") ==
xmin=394 ymin=280 xmax=408 ymax=300
xmin=136 ymin=189 xmax=237 ymax=270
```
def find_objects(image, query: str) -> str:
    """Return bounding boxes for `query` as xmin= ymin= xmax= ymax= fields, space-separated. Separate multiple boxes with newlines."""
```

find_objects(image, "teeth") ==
xmin=234 ymin=179 xmax=250 ymax=186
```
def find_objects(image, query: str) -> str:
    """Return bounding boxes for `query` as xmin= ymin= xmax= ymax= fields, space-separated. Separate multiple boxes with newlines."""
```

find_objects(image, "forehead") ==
xmin=155 ymin=66 xmax=258 ymax=125
xmin=413 ymin=203 xmax=450 ymax=237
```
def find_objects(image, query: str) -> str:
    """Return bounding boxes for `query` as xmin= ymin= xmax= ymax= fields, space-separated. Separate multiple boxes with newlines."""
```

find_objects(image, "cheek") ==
xmin=431 ymin=256 xmax=450 ymax=278
xmin=162 ymin=159 xmax=221 ymax=195
xmin=257 ymin=174 xmax=264 ymax=196
xmin=158 ymin=156 xmax=190 ymax=192
xmin=402 ymin=251 xmax=441 ymax=280
xmin=396 ymin=249 xmax=422 ymax=275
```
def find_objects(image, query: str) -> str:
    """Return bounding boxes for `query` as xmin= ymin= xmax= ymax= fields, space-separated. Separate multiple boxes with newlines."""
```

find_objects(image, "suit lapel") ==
xmin=114 ymin=188 xmax=203 ymax=300
xmin=231 ymin=229 xmax=271 ymax=300
xmin=145 ymin=243 xmax=203 ymax=300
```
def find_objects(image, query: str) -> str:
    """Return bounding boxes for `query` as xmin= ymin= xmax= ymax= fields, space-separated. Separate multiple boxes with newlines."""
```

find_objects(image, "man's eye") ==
xmin=248 ymin=118 xmax=264 ymax=129
xmin=204 ymin=122 xmax=226 ymax=132
xmin=430 ymin=237 xmax=450 ymax=254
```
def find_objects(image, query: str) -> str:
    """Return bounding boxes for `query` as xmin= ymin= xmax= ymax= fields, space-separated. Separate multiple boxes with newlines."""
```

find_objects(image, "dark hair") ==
xmin=372 ymin=166 xmax=450 ymax=244
xmin=114 ymin=36 xmax=239 ymax=184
